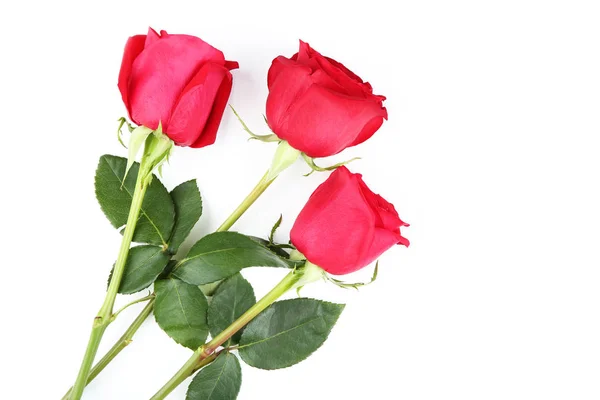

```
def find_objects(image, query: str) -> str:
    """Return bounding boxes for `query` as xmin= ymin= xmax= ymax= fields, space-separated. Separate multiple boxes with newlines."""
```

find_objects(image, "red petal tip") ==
xmin=225 ymin=60 xmax=239 ymax=70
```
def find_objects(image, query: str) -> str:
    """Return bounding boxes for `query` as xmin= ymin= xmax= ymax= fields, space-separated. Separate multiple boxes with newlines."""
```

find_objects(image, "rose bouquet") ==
xmin=65 ymin=28 xmax=409 ymax=400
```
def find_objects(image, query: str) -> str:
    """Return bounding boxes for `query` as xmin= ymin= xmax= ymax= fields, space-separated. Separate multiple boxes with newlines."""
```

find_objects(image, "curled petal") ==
xmin=324 ymin=56 xmax=364 ymax=85
xmin=279 ymin=85 xmax=388 ymax=157
xmin=295 ymin=40 xmax=312 ymax=65
xmin=267 ymin=56 xmax=302 ymax=89
xmin=118 ymin=34 xmax=146 ymax=120
xmin=191 ymin=68 xmax=233 ymax=148
xmin=266 ymin=62 xmax=313 ymax=131
xmin=350 ymin=111 xmax=388 ymax=147
xmin=296 ymin=40 xmax=371 ymax=97
xmin=358 ymin=228 xmax=406 ymax=270
xmin=145 ymin=27 xmax=161 ymax=47
xmin=167 ymin=62 xmax=232 ymax=147
xmin=225 ymin=60 xmax=240 ymax=70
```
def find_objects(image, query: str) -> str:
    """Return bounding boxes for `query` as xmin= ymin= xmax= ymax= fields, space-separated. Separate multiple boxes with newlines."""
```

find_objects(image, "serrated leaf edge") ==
xmin=95 ymin=154 xmax=173 ymax=245
xmin=154 ymin=278 xmax=209 ymax=349
xmin=237 ymin=298 xmax=345 ymax=370
xmin=168 ymin=179 xmax=203 ymax=252
xmin=120 ymin=245 xmax=168 ymax=294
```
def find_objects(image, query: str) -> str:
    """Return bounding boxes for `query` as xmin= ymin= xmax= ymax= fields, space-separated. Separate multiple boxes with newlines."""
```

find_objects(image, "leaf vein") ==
xmin=239 ymin=316 xmax=324 ymax=349
xmin=104 ymin=157 xmax=167 ymax=244
xmin=173 ymin=283 xmax=193 ymax=329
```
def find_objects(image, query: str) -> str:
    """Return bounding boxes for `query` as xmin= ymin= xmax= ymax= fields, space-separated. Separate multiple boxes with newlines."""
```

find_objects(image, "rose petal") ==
xmin=145 ymin=27 xmax=161 ymax=48
xmin=309 ymin=69 xmax=349 ymax=94
xmin=167 ymin=62 xmax=230 ymax=147
xmin=266 ymin=61 xmax=313 ymax=131
xmin=350 ymin=111 xmax=387 ymax=147
xmin=295 ymin=40 xmax=312 ymax=65
xmin=128 ymin=34 xmax=225 ymax=131
xmin=296 ymin=41 xmax=372 ymax=97
xmin=324 ymin=56 xmax=364 ymax=84
xmin=291 ymin=167 xmax=376 ymax=275
xmin=279 ymin=85 xmax=388 ymax=157
xmin=224 ymin=60 xmax=239 ymax=70
xmin=267 ymin=56 xmax=301 ymax=89
xmin=117 ymin=34 xmax=146 ymax=120
xmin=312 ymin=56 xmax=368 ymax=98
xmin=357 ymin=178 xmax=403 ymax=232
xmin=191 ymin=67 xmax=233 ymax=148
xmin=359 ymin=227 xmax=407 ymax=269
xmin=397 ymin=230 xmax=411 ymax=247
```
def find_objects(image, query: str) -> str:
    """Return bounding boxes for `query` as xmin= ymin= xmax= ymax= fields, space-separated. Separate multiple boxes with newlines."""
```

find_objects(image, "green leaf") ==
xmin=238 ymin=298 xmax=344 ymax=370
xmin=95 ymin=154 xmax=175 ymax=245
xmin=208 ymin=274 xmax=256 ymax=346
xmin=168 ymin=180 xmax=203 ymax=253
xmin=154 ymin=277 xmax=209 ymax=349
xmin=173 ymin=232 xmax=290 ymax=285
xmin=187 ymin=352 xmax=241 ymax=400
xmin=119 ymin=245 xmax=170 ymax=294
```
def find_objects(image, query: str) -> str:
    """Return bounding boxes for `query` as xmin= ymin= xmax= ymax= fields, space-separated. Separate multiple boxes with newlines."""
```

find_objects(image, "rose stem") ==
xmin=63 ymin=167 xmax=280 ymax=395
xmin=150 ymin=269 xmax=304 ymax=400
xmin=69 ymin=152 xmax=154 ymax=400
xmin=217 ymin=171 xmax=274 ymax=231
xmin=61 ymin=299 xmax=154 ymax=400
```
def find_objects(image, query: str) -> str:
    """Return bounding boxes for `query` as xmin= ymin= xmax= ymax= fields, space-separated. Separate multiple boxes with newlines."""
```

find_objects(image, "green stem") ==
xmin=62 ymin=299 xmax=155 ymax=400
xmin=65 ymin=141 xmax=297 ymax=396
xmin=61 ymin=169 xmax=275 ymax=396
xmin=150 ymin=269 xmax=304 ymax=400
xmin=62 ymin=169 xmax=274 ymax=397
xmin=111 ymin=293 xmax=155 ymax=322
xmin=217 ymin=171 xmax=274 ymax=232
xmin=69 ymin=157 xmax=151 ymax=400
xmin=149 ymin=351 xmax=221 ymax=400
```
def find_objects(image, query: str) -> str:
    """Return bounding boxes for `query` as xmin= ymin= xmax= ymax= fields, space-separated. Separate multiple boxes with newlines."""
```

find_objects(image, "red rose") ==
xmin=266 ymin=41 xmax=387 ymax=158
xmin=118 ymin=28 xmax=239 ymax=148
xmin=291 ymin=166 xmax=409 ymax=275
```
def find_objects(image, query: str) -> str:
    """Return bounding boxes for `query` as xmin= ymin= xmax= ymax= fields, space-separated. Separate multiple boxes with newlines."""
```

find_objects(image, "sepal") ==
xmin=141 ymin=125 xmax=174 ymax=180
xmin=326 ymin=261 xmax=379 ymax=290
xmin=124 ymin=125 xmax=153 ymax=183
xmin=301 ymin=153 xmax=361 ymax=176
xmin=230 ymin=105 xmax=279 ymax=142
xmin=116 ymin=118 xmax=174 ymax=185
xmin=291 ymin=260 xmax=326 ymax=295
xmin=116 ymin=117 xmax=135 ymax=148
xmin=268 ymin=214 xmax=283 ymax=244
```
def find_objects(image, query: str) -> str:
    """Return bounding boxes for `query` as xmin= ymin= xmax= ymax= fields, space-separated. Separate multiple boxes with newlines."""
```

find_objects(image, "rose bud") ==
xmin=291 ymin=166 xmax=409 ymax=275
xmin=118 ymin=28 xmax=239 ymax=148
xmin=266 ymin=41 xmax=387 ymax=158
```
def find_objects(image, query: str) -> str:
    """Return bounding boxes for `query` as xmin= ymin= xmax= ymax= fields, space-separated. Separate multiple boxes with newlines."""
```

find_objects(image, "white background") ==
xmin=1 ymin=0 xmax=599 ymax=399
